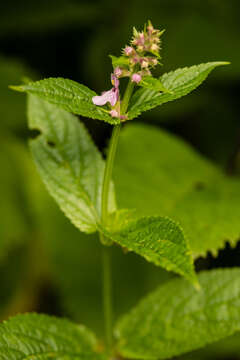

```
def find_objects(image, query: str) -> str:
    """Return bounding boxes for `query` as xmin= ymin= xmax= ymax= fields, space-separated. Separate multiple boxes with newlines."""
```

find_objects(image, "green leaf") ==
xmin=128 ymin=62 xmax=229 ymax=119
xmin=0 ymin=313 xmax=105 ymax=359
xmin=28 ymin=95 xmax=116 ymax=233
xmin=11 ymin=77 xmax=119 ymax=125
xmin=109 ymin=55 xmax=130 ymax=68
xmin=114 ymin=123 xmax=240 ymax=257
xmin=179 ymin=333 xmax=240 ymax=360
xmin=139 ymin=76 xmax=171 ymax=93
xmin=104 ymin=216 xmax=198 ymax=286
xmin=38 ymin=199 xmax=173 ymax=336
xmin=115 ymin=268 xmax=240 ymax=360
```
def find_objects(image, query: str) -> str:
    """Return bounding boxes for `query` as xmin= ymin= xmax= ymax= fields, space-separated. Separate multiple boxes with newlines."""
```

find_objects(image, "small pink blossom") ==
xmin=92 ymin=88 xmax=119 ymax=107
xmin=150 ymin=43 xmax=159 ymax=52
xmin=110 ymin=109 xmax=119 ymax=118
xmin=111 ymin=74 xmax=119 ymax=87
xmin=131 ymin=73 xmax=142 ymax=83
xmin=135 ymin=32 xmax=145 ymax=46
xmin=114 ymin=67 xmax=122 ymax=77
xmin=141 ymin=59 xmax=149 ymax=68
xmin=124 ymin=46 xmax=134 ymax=56
xmin=92 ymin=74 xmax=119 ymax=107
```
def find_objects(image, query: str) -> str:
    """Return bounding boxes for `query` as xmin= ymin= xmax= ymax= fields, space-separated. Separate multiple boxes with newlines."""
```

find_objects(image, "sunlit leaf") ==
xmin=12 ymin=78 xmax=119 ymax=124
xmin=114 ymin=123 xmax=240 ymax=257
xmin=116 ymin=268 xmax=240 ymax=359
xmin=104 ymin=216 xmax=198 ymax=286
xmin=28 ymin=95 xmax=116 ymax=233
xmin=0 ymin=313 xmax=105 ymax=359
xmin=128 ymin=62 xmax=229 ymax=119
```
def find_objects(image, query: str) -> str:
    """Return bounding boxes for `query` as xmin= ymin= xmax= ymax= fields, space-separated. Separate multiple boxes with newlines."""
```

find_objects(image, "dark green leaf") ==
xmin=128 ymin=62 xmax=229 ymax=119
xmin=0 ymin=313 xmax=105 ymax=359
xmin=104 ymin=216 xmax=198 ymax=286
xmin=12 ymin=78 xmax=119 ymax=124
xmin=28 ymin=95 xmax=116 ymax=233
xmin=114 ymin=123 xmax=240 ymax=257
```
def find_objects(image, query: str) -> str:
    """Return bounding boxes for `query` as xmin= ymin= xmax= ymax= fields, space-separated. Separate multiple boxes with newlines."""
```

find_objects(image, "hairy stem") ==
xmin=101 ymin=124 xmax=121 ymax=230
xmin=102 ymin=245 xmax=113 ymax=353
xmin=121 ymin=79 xmax=135 ymax=115
xmin=100 ymin=78 xmax=135 ymax=354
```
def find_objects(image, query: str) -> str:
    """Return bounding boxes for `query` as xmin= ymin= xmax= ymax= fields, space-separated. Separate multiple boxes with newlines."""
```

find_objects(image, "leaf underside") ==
xmin=28 ymin=95 xmax=116 ymax=234
xmin=114 ymin=123 xmax=240 ymax=258
xmin=116 ymin=268 xmax=240 ymax=359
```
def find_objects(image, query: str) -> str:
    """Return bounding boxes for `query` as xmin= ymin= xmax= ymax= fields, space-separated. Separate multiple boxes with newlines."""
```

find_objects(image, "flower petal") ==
xmin=92 ymin=89 xmax=115 ymax=106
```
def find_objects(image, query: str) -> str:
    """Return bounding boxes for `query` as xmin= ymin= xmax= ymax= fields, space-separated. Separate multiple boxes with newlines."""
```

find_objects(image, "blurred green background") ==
xmin=1 ymin=1 xmax=240 ymax=359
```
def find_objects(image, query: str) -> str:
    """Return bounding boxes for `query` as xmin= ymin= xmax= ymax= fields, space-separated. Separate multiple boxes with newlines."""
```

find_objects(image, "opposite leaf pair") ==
xmin=2 ymin=268 xmax=240 ymax=359
xmin=11 ymin=60 xmax=229 ymax=287
xmin=27 ymin=95 xmax=197 ymax=286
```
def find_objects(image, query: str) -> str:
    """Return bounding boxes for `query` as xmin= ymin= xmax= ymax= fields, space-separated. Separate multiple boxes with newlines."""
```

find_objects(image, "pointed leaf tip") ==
xmin=128 ymin=61 xmax=231 ymax=119
xmin=103 ymin=216 xmax=197 ymax=285
xmin=9 ymin=84 xmax=24 ymax=92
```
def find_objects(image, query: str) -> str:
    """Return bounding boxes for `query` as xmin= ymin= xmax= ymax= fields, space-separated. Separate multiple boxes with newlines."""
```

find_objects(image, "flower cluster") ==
xmin=92 ymin=21 xmax=163 ymax=119
xmin=122 ymin=21 xmax=163 ymax=83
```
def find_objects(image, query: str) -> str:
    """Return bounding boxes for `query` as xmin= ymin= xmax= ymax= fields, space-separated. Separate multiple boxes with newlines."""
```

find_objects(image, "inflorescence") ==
xmin=92 ymin=21 xmax=164 ymax=120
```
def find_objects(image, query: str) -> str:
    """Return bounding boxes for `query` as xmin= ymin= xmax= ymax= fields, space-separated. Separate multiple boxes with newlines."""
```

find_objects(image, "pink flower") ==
xmin=110 ymin=109 xmax=119 ymax=118
xmin=92 ymin=74 xmax=119 ymax=107
xmin=92 ymin=88 xmax=119 ymax=106
xmin=114 ymin=66 xmax=122 ymax=78
xmin=124 ymin=46 xmax=134 ymax=56
xmin=111 ymin=74 xmax=119 ymax=87
xmin=131 ymin=73 xmax=142 ymax=84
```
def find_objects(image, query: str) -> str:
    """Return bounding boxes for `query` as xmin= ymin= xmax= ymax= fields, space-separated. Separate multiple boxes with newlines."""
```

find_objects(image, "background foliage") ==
xmin=1 ymin=1 xmax=240 ymax=359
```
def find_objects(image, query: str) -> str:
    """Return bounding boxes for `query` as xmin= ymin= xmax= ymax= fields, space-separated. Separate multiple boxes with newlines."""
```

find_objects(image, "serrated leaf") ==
xmin=12 ymin=77 xmax=119 ymax=124
xmin=115 ymin=268 xmax=240 ymax=360
xmin=139 ymin=76 xmax=171 ymax=93
xmin=28 ymin=95 xmax=116 ymax=233
xmin=103 ymin=216 xmax=198 ymax=286
xmin=0 ymin=313 xmax=105 ymax=359
xmin=109 ymin=55 xmax=130 ymax=68
xmin=114 ymin=123 xmax=240 ymax=257
xmin=128 ymin=62 xmax=229 ymax=119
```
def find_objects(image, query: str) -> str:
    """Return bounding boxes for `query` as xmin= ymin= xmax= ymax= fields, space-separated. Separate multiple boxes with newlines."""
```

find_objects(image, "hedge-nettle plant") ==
xmin=4 ymin=21 xmax=238 ymax=360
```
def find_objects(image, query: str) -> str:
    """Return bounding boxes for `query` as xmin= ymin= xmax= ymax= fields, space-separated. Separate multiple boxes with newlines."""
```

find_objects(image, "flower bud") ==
xmin=110 ymin=109 xmax=119 ymax=118
xmin=131 ymin=73 xmax=142 ymax=84
xmin=139 ymin=32 xmax=145 ymax=44
xmin=114 ymin=67 xmax=122 ymax=77
xmin=111 ymin=74 xmax=119 ymax=87
xmin=124 ymin=46 xmax=134 ymax=56
xmin=120 ymin=115 xmax=127 ymax=121
xmin=150 ymin=43 xmax=159 ymax=52
xmin=137 ymin=45 xmax=144 ymax=52
xmin=141 ymin=59 xmax=149 ymax=68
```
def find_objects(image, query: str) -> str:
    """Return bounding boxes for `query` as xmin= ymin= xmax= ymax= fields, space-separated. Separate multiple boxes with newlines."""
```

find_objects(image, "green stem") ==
xmin=100 ymin=78 xmax=135 ymax=354
xmin=101 ymin=124 xmax=121 ymax=228
xmin=121 ymin=79 xmax=135 ymax=115
xmin=100 ymin=124 xmax=121 ymax=354
xmin=102 ymin=245 xmax=113 ymax=354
